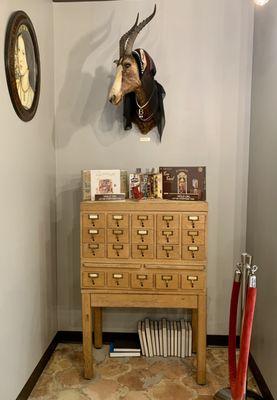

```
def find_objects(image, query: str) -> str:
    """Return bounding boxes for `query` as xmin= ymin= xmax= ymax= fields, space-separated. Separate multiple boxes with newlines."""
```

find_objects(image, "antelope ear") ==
xmin=139 ymin=49 xmax=147 ymax=74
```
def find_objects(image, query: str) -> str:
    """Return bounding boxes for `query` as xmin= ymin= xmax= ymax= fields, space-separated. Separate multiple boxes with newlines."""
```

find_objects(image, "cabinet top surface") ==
xmin=81 ymin=199 xmax=208 ymax=212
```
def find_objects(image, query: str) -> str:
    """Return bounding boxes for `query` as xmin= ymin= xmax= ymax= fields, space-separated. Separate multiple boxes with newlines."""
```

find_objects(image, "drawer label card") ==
xmin=89 ymin=229 xmax=99 ymax=235
xmin=138 ymin=215 xmax=148 ymax=221
xmin=138 ymin=245 xmax=148 ymax=250
xmin=188 ymin=246 xmax=199 ymax=252
xmin=163 ymin=215 xmax=173 ymax=221
xmin=138 ymin=230 xmax=148 ymax=235
xmin=188 ymin=216 xmax=199 ymax=221
xmin=89 ymin=273 xmax=99 ymax=279
xmin=162 ymin=245 xmax=173 ymax=251
xmin=89 ymin=244 xmax=99 ymax=249
xmin=188 ymin=231 xmax=199 ymax=237
xmin=113 ymin=215 xmax=123 ymax=220
xmin=113 ymin=229 xmax=123 ymax=235
xmin=113 ymin=244 xmax=123 ymax=250
xmin=89 ymin=214 xmax=99 ymax=220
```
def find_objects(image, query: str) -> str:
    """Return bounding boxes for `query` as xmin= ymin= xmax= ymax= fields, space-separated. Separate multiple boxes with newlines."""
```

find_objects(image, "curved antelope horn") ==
xmin=124 ymin=4 xmax=156 ymax=56
xmin=119 ymin=13 xmax=139 ymax=58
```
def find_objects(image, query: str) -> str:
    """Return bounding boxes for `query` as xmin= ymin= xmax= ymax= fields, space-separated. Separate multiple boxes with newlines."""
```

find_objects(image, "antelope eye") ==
xmin=124 ymin=63 xmax=131 ymax=69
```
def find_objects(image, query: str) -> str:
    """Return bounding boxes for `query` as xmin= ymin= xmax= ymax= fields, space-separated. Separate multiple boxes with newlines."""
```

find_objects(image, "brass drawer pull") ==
xmin=187 ymin=275 xmax=199 ymax=288
xmin=113 ymin=215 xmax=124 ymax=227
xmin=137 ymin=229 xmax=148 ymax=242
xmin=138 ymin=244 xmax=148 ymax=257
xmin=89 ymin=273 xmax=99 ymax=285
xmin=188 ymin=215 xmax=199 ymax=221
xmin=89 ymin=243 xmax=99 ymax=256
xmin=163 ymin=215 xmax=173 ymax=227
xmin=89 ymin=229 xmax=99 ymax=241
xmin=188 ymin=245 xmax=199 ymax=259
xmin=89 ymin=214 xmax=99 ymax=220
xmin=113 ymin=244 xmax=123 ymax=256
xmin=137 ymin=274 xmax=147 ymax=287
xmin=113 ymin=273 xmax=123 ymax=285
xmin=162 ymin=230 xmax=173 ymax=242
xmin=162 ymin=245 xmax=173 ymax=258
xmin=188 ymin=230 xmax=199 ymax=243
xmin=113 ymin=229 xmax=123 ymax=241
xmin=162 ymin=275 xmax=172 ymax=288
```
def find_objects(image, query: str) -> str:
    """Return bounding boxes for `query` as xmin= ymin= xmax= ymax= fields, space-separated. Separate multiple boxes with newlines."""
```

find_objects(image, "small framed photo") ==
xmin=5 ymin=11 xmax=41 ymax=122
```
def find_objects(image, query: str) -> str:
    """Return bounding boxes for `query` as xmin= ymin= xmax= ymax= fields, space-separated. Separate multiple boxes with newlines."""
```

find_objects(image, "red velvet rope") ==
xmin=228 ymin=281 xmax=241 ymax=389
xmin=232 ymin=287 xmax=257 ymax=400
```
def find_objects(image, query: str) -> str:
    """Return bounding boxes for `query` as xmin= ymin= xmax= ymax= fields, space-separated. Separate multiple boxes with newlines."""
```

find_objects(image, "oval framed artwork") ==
xmin=5 ymin=11 xmax=41 ymax=122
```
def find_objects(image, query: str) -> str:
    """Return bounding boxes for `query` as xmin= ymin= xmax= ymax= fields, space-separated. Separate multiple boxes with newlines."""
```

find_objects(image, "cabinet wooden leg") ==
xmin=93 ymin=307 xmax=103 ymax=349
xmin=82 ymin=293 xmax=93 ymax=379
xmin=192 ymin=309 xmax=198 ymax=354
xmin=197 ymin=295 xmax=206 ymax=385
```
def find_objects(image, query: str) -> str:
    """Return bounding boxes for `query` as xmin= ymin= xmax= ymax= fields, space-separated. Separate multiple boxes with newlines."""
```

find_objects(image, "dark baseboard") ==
xmin=249 ymin=353 xmax=275 ymax=400
xmin=16 ymin=331 xmax=274 ymax=400
xmin=16 ymin=333 xmax=59 ymax=400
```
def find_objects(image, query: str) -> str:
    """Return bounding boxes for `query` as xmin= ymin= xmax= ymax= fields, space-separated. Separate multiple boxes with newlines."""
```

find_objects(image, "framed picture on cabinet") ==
xmin=5 ymin=11 xmax=41 ymax=122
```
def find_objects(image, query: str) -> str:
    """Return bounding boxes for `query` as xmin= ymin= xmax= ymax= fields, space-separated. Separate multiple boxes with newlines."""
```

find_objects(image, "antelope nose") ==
xmin=109 ymin=95 xmax=116 ymax=104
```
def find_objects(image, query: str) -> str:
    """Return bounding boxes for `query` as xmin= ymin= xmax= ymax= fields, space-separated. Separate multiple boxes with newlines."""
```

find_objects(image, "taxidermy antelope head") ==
xmin=108 ymin=5 xmax=166 ymax=141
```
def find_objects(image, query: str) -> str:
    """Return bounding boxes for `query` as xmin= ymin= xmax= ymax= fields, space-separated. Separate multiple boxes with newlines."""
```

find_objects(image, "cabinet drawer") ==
xmin=107 ymin=271 xmax=129 ymax=288
xmin=182 ymin=245 xmax=206 ymax=261
xmin=182 ymin=230 xmax=205 ymax=245
xmin=132 ymin=229 xmax=154 ymax=244
xmin=82 ymin=228 xmax=105 ymax=243
xmin=82 ymin=271 xmax=105 ymax=288
xmin=107 ymin=213 xmax=129 ymax=229
xmin=155 ymin=273 xmax=179 ymax=290
xmin=181 ymin=272 xmax=205 ymax=290
xmin=82 ymin=243 xmax=105 ymax=258
xmin=131 ymin=273 xmax=154 ymax=289
xmin=132 ymin=244 xmax=154 ymax=259
xmin=107 ymin=243 xmax=129 ymax=259
xmin=182 ymin=214 xmax=205 ymax=230
xmin=157 ymin=245 xmax=181 ymax=260
xmin=107 ymin=229 xmax=129 ymax=244
xmin=157 ymin=229 xmax=179 ymax=244
xmin=132 ymin=213 xmax=154 ymax=229
xmin=82 ymin=213 xmax=105 ymax=228
xmin=157 ymin=213 xmax=180 ymax=230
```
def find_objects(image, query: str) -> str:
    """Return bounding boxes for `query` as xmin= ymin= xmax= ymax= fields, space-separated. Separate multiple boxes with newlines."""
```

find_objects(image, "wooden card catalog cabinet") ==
xmin=80 ymin=200 xmax=208 ymax=385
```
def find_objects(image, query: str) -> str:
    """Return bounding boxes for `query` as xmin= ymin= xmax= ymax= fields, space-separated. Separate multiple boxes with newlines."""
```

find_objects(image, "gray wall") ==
xmin=0 ymin=2 xmax=56 ymax=400
xmin=247 ymin=2 xmax=277 ymax=398
xmin=54 ymin=0 xmax=254 ymax=334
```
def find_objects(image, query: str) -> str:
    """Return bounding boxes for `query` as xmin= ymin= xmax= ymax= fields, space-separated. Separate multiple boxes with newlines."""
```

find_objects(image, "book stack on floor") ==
xmin=138 ymin=318 xmax=192 ymax=358
xmin=109 ymin=335 xmax=141 ymax=357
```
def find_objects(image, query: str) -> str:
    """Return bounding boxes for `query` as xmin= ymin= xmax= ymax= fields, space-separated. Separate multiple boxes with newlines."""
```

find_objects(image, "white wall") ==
xmin=0 ymin=2 xmax=56 ymax=399
xmin=54 ymin=0 xmax=254 ymax=334
xmin=247 ymin=2 xmax=277 ymax=398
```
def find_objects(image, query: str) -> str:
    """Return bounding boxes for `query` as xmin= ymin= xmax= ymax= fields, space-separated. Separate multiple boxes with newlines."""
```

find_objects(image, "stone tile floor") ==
xmin=29 ymin=344 xmax=260 ymax=400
